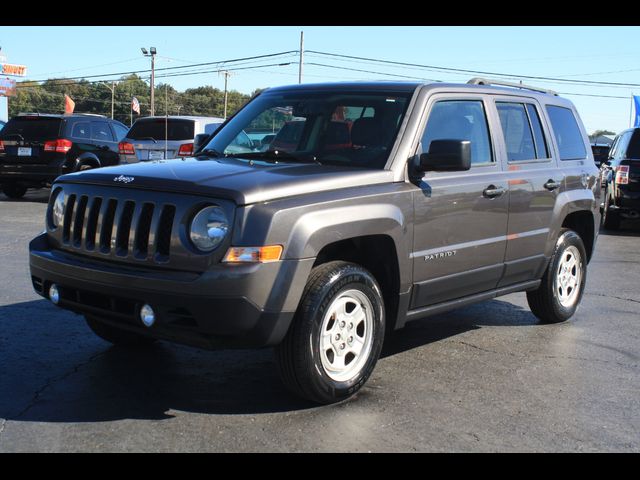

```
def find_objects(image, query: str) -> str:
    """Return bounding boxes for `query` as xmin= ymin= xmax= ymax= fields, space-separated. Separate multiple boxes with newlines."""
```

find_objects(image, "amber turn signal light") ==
xmin=223 ymin=245 xmax=283 ymax=263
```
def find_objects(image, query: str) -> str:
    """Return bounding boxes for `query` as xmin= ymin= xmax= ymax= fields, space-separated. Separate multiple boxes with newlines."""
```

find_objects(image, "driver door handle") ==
xmin=483 ymin=185 xmax=506 ymax=198
xmin=544 ymin=179 xmax=561 ymax=191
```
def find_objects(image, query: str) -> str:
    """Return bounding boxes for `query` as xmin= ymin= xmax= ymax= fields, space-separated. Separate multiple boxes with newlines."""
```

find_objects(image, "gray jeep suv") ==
xmin=29 ymin=78 xmax=600 ymax=404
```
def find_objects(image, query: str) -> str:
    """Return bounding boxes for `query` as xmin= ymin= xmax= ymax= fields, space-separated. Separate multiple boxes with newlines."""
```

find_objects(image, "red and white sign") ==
xmin=0 ymin=78 xmax=16 ymax=97
xmin=0 ymin=63 xmax=27 ymax=77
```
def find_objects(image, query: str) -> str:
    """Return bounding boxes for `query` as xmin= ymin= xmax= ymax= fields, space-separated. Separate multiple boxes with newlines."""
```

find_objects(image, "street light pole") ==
xmin=99 ymin=82 xmax=116 ymax=119
xmin=141 ymin=47 xmax=157 ymax=116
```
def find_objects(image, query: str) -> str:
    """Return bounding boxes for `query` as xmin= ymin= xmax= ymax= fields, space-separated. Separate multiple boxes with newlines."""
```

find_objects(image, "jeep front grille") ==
xmin=60 ymin=193 xmax=176 ymax=263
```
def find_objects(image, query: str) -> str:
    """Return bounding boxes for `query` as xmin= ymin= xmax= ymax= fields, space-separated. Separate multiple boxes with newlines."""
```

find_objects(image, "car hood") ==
xmin=56 ymin=157 xmax=394 ymax=205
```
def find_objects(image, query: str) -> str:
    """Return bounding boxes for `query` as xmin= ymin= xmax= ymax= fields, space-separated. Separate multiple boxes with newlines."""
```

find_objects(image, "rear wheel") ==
xmin=85 ymin=315 xmax=157 ymax=346
xmin=275 ymin=261 xmax=385 ymax=404
xmin=1 ymin=183 xmax=27 ymax=199
xmin=602 ymin=194 xmax=620 ymax=230
xmin=527 ymin=229 xmax=587 ymax=324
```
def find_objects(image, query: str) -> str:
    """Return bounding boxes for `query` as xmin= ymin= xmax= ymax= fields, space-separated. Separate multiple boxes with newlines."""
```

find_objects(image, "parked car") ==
xmin=0 ymin=113 xmax=129 ymax=198
xmin=118 ymin=116 xmax=224 ymax=163
xmin=29 ymin=78 xmax=600 ymax=404
xmin=600 ymin=128 xmax=640 ymax=229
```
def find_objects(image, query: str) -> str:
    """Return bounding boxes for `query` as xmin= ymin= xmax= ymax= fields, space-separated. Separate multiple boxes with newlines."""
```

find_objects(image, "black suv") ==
xmin=0 ymin=113 xmax=129 ymax=198
xmin=601 ymin=128 xmax=640 ymax=229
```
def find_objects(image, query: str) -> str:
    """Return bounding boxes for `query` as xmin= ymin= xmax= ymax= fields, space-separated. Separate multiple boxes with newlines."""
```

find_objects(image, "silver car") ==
xmin=118 ymin=116 xmax=224 ymax=163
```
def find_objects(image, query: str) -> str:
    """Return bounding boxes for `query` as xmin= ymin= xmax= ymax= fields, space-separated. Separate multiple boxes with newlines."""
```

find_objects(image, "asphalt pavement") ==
xmin=0 ymin=188 xmax=639 ymax=452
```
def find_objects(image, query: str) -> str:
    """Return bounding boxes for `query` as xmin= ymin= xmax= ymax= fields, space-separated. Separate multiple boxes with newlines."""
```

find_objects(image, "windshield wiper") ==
xmin=135 ymin=137 xmax=157 ymax=143
xmin=238 ymin=150 xmax=322 ymax=165
xmin=197 ymin=148 xmax=224 ymax=158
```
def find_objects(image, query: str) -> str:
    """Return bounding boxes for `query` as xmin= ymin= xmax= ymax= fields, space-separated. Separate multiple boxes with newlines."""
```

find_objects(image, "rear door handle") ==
xmin=483 ymin=185 xmax=506 ymax=198
xmin=544 ymin=179 xmax=561 ymax=191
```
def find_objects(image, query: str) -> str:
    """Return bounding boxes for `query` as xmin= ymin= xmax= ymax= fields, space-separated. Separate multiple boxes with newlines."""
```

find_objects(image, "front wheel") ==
xmin=527 ymin=229 xmax=587 ymax=324
xmin=275 ymin=261 xmax=385 ymax=404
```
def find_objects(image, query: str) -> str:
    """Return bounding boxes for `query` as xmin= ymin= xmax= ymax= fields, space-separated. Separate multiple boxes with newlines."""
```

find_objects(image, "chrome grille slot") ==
xmin=99 ymin=199 xmax=118 ymax=253
xmin=72 ymin=195 xmax=88 ymax=247
xmin=84 ymin=197 xmax=102 ymax=250
xmin=155 ymin=205 xmax=175 ymax=261
xmin=134 ymin=203 xmax=155 ymax=259
xmin=62 ymin=194 xmax=76 ymax=243
xmin=115 ymin=200 xmax=135 ymax=257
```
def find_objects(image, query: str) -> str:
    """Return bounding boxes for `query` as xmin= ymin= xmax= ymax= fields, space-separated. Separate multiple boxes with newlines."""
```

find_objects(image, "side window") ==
xmin=91 ymin=121 xmax=115 ymax=142
xmin=496 ymin=102 xmax=550 ymax=161
xmin=70 ymin=121 xmax=90 ymax=140
xmin=546 ymin=105 xmax=587 ymax=160
xmin=112 ymin=123 xmax=129 ymax=141
xmin=615 ymin=132 xmax=632 ymax=161
xmin=526 ymin=104 xmax=549 ymax=158
xmin=496 ymin=103 xmax=536 ymax=161
xmin=421 ymin=99 xmax=493 ymax=165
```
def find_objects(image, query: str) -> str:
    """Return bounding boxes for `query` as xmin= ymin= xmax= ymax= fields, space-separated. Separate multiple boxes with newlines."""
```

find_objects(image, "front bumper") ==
xmin=29 ymin=233 xmax=314 ymax=349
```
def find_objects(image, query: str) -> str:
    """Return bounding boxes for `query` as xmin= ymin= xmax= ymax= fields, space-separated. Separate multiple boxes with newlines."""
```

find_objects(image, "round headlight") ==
xmin=189 ymin=205 xmax=229 ymax=252
xmin=49 ymin=189 xmax=65 ymax=230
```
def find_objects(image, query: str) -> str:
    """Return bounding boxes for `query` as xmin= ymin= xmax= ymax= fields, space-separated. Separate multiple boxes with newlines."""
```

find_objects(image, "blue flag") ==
xmin=634 ymin=95 xmax=640 ymax=128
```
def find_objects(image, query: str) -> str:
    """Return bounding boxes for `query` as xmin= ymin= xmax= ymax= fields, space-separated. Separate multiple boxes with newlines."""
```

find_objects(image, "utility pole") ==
xmin=141 ymin=47 xmax=157 ymax=116
xmin=298 ymin=31 xmax=304 ymax=84
xmin=220 ymin=70 xmax=232 ymax=119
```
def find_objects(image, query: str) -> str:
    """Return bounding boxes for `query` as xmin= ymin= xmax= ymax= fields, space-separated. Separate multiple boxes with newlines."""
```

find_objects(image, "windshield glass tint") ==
xmin=0 ymin=117 xmax=62 ymax=141
xmin=205 ymin=91 xmax=411 ymax=169
xmin=127 ymin=119 xmax=195 ymax=141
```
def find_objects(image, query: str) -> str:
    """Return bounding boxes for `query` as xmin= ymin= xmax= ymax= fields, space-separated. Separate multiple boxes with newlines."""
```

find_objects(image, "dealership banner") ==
xmin=0 ymin=77 xmax=16 ymax=97
xmin=0 ymin=63 xmax=27 ymax=77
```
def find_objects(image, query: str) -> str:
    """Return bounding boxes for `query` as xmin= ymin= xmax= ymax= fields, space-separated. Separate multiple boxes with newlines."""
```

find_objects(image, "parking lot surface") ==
xmin=0 ymin=189 xmax=639 ymax=452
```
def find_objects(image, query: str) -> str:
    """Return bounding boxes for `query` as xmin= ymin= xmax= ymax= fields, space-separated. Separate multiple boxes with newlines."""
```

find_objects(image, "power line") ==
xmin=22 ymin=50 xmax=299 ymax=84
xmin=307 ymin=50 xmax=640 ymax=89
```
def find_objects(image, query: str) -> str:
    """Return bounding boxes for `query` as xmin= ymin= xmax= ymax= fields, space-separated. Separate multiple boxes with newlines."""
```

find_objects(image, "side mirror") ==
xmin=418 ymin=139 xmax=471 ymax=172
xmin=193 ymin=133 xmax=210 ymax=153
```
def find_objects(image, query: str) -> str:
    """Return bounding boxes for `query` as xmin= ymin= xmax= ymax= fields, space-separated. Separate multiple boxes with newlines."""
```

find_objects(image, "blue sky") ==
xmin=1 ymin=26 xmax=639 ymax=133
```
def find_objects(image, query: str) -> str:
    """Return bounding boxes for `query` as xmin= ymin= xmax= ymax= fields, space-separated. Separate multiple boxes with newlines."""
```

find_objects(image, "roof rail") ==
xmin=467 ymin=77 xmax=557 ymax=96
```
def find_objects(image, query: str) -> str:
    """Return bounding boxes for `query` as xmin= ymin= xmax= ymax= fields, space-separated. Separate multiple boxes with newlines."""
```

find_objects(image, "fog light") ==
xmin=140 ymin=304 xmax=155 ymax=327
xmin=49 ymin=284 xmax=60 ymax=305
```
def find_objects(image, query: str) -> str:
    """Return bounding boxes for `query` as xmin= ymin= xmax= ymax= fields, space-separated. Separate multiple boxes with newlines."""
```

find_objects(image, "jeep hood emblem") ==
xmin=114 ymin=175 xmax=135 ymax=184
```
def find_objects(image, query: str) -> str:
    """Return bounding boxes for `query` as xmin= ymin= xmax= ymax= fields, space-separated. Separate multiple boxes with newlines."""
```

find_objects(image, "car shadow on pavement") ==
xmin=381 ymin=298 xmax=537 ymax=359
xmin=0 ymin=189 xmax=50 ymax=204
xmin=0 ymin=297 xmax=538 ymax=422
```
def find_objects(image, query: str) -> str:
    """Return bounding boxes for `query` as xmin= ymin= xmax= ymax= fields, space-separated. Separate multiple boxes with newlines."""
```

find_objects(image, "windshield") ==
xmin=203 ymin=90 xmax=411 ymax=169
xmin=127 ymin=118 xmax=195 ymax=141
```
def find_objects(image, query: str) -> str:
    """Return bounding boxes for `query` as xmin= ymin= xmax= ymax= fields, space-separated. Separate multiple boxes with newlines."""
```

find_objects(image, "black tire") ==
xmin=2 ymin=183 xmax=27 ymax=199
xmin=85 ymin=315 xmax=157 ymax=346
xmin=527 ymin=229 xmax=587 ymax=324
xmin=602 ymin=194 xmax=620 ymax=230
xmin=275 ymin=261 xmax=385 ymax=404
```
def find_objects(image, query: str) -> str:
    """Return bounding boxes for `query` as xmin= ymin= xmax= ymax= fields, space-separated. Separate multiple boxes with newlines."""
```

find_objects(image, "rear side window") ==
xmin=0 ymin=117 xmax=62 ymax=141
xmin=91 ymin=121 xmax=115 ymax=142
xmin=421 ymin=99 xmax=493 ymax=165
xmin=496 ymin=102 xmax=549 ymax=161
xmin=127 ymin=119 xmax=195 ymax=141
xmin=546 ymin=105 xmax=587 ymax=160
xmin=112 ymin=123 xmax=129 ymax=141
xmin=70 ymin=121 xmax=90 ymax=139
